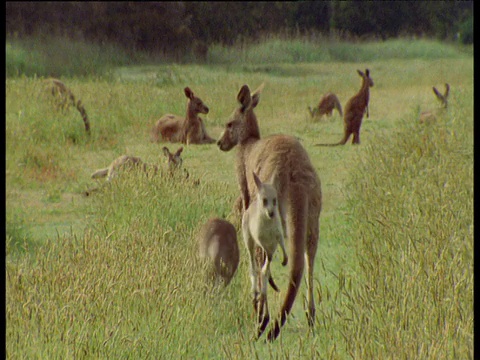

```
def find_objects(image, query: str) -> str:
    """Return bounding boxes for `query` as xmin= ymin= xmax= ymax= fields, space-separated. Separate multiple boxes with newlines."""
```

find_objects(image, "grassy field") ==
xmin=6 ymin=38 xmax=473 ymax=359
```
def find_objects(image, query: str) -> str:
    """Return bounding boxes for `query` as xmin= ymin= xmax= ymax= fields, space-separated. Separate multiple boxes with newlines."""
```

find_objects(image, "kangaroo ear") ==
xmin=444 ymin=83 xmax=450 ymax=98
xmin=237 ymin=85 xmax=252 ymax=112
xmin=365 ymin=69 xmax=370 ymax=77
xmin=253 ymin=172 xmax=262 ymax=191
xmin=357 ymin=69 xmax=364 ymax=77
xmin=162 ymin=146 xmax=171 ymax=158
xmin=175 ymin=147 xmax=184 ymax=157
xmin=432 ymin=86 xmax=442 ymax=99
xmin=184 ymin=87 xmax=194 ymax=100
xmin=250 ymin=83 xmax=264 ymax=109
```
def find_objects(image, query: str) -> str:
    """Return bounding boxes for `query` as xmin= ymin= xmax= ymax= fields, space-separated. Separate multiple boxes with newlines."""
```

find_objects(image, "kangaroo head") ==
xmin=184 ymin=87 xmax=209 ymax=115
xmin=358 ymin=69 xmax=374 ymax=88
xmin=217 ymin=84 xmax=263 ymax=151
xmin=163 ymin=146 xmax=183 ymax=170
xmin=432 ymin=83 xmax=449 ymax=108
xmin=253 ymin=171 xmax=279 ymax=220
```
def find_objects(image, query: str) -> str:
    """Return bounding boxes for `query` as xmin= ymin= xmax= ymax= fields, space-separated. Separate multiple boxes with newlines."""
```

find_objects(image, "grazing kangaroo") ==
xmin=197 ymin=218 xmax=240 ymax=286
xmin=217 ymin=84 xmax=322 ymax=342
xmin=308 ymin=92 xmax=343 ymax=119
xmin=46 ymin=78 xmax=91 ymax=134
xmin=151 ymin=87 xmax=215 ymax=145
xmin=85 ymin=147 xmax=184 ymax=196
xmin=419 ymin=83 xmax=450 ymax=123
xmin=315 ymin=69 xmax=373 ymax=146
xmin=242 ymin=172 xmax=288 ymax=338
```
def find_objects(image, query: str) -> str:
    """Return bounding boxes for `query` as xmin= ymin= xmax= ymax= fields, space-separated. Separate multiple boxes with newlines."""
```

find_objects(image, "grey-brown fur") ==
xmin=197 ymin=218 xmax=240 ymax=286
xmin=217 ymin=84 xmax=322 ymax=342
xmin=308 ymin=92 xmax=343 ymax=119
xmin=315 ymin=69 xmax=373 ymax=146
xmin=151 ymin=87 xmax=215 ymax=145
xmin=46 ymin=78 xmax=90 ymax=134
xmin=85 ymin=147 xmax=185 ymax=196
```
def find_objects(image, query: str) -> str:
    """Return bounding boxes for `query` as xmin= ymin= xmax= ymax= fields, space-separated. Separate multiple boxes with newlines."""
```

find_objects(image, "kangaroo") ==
xmin=419 ymin=83 xmax=450 ymax=123
xmin=308 ymin=92 xmax=343 ymax=120
xmin=197 ymin=218 xmax=240 ymax=286
xmin=315 ymin=69 xmax=373 ymax=146
xmin=217 ymin=84 xmax=322 ymax=342
xmin=242 ymin=171 xmax=289 ymax=338
xmin=85 ymin=147 xmax=184 ymax=196
xmin=46 ymin=78 xmax=90 ymax=134
xmin=150 ymin=87 xmax=215 ymax=145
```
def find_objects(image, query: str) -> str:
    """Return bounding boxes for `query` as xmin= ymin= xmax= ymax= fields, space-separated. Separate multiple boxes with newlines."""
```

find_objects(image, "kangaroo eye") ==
xmin=263 ymin=198 xmax=268 ymax=207
xmin=273 ymin=199 xmax=276 ymax=206
xmin=227 ymin=122 xmax=233 ymax=129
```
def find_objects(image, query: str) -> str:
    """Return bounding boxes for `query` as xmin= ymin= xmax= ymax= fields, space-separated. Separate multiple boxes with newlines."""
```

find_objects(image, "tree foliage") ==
xmin=6 ymin=1 xmax=473 ymax=57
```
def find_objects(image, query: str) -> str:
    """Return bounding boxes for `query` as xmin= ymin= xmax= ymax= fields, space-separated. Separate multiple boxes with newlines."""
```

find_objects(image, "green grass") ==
xmin=6 ymin=38 xmax=473 ymax=358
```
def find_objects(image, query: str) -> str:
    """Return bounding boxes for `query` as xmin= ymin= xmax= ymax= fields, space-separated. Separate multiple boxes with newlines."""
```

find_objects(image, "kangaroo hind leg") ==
xmin=256 ymin=253 xmax=271 ymax=339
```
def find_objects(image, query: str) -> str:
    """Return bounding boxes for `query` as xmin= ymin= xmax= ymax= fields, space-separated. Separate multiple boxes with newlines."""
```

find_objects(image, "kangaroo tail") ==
xmin=315 ymin=131 xmax=350 ymax=147
xmin=314 ymin=141 xmax=344 ymax=147
xmin=91 ymin=168 xmax=109 ymax=179
xmin=335 ymin=99 xmax=343 ymax=117
xmin=266 ymin=189 xmax=308 ymax=342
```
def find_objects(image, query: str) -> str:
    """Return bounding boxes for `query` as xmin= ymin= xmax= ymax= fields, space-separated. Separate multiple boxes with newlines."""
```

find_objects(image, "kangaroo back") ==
xmin=91 ymin=168 xmax=109 ymax=179
xmin=151 ymin=87 xmax=214 ymax=144
xmin=46 ymin=78 xmax=91 ymax=134
xmin=197 ymin=218 xmax=240 ymax=286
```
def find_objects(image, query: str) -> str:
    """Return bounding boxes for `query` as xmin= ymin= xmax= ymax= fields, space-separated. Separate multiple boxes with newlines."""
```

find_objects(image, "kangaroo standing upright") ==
xmin=242 ymin=171 xmax=288 ymax=338
xmin=308 ymin=92 xmax=343 ymax=120
xmin=315 ymin=69 xmax=373 ymax=146
xmin=151 ymin=87 xmax=215 ymax=145
xmin=217 ymin=84 xmax=322 ymax=342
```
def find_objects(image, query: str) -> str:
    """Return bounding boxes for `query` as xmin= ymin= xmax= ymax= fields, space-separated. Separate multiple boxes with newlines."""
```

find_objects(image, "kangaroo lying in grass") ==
xmin=151 ymin=87 xmax=215 ymax=145
xmin=308 ymin=92 xmax=343 ymax=120
xmin=419 ymin=83 xmax=450 ymax=123
xmin=197 ymin=217 xmax=240 ymax=286
xmin=242 ymin=172 xmax=288 ymax=338
xmin=85 ymin=147 xmax=185 ymax=196
xmin=217 ymin=83 xmax=322 ymax=342
xmin=315 ymin=69 xmax=373 ymax=146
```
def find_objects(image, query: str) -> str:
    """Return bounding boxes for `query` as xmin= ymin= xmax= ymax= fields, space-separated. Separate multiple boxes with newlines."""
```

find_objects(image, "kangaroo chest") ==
xmin=249 ymin=215 xmax=283 ymax=255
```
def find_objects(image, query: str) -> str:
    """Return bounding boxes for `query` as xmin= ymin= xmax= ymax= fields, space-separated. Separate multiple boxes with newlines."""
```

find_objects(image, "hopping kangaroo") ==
xmin=419 ymin=83 xmax=450 ymax=123
xmin=217 ymin=84 xmax=322 ymax=342
xmin=242 ymin=172 xmax=288 ymax=339
xmin=151 ymin=87 xmax=215 ymax=145
xmin=86 ymin=147 xmax=185 ymax=196
xmin=197 ymin=218 xmax=240 ymax=286
xmin=308 ymin=92 xmax=343 ymax=119
xmin=315 ymin=69 xmax=373 ymax=146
